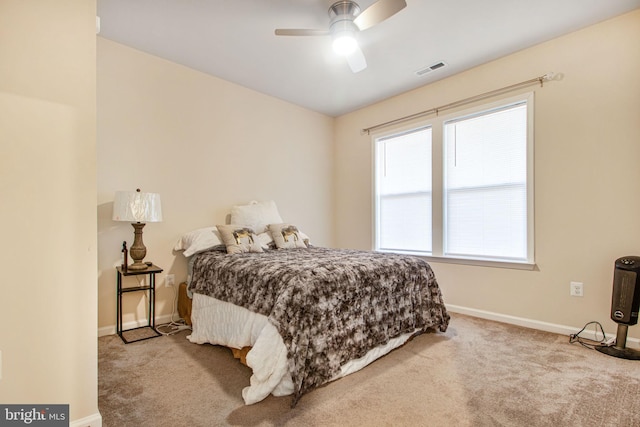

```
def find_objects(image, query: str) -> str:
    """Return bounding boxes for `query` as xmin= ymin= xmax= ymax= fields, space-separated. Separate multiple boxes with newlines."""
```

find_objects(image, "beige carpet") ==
xmin=98 ymin=314 xmax=640 ymax=426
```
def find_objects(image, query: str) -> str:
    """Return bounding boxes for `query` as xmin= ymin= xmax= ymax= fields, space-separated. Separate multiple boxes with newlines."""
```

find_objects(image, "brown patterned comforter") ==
xmin=189 ymin=246 xmax=449 ymax=405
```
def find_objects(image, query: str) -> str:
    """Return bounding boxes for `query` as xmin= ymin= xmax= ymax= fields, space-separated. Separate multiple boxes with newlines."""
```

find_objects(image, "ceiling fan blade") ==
xmin=346 ymin=45 xmax=367 ymax=73
xmin=275 ymin=29 xmax=330 ymax=36
xmin=353 ymin=0 xmax=407 ymax=31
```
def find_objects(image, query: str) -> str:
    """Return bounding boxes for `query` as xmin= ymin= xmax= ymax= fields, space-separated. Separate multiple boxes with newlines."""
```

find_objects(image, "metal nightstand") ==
xmin=116 ymin=264 xmax=163 ymax=344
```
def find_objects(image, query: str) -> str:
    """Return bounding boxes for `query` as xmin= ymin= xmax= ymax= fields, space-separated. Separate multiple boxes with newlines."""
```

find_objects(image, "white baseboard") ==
xmin=98 ymin=314 xmax=175 ymax=338
xmin=71 ymin=412 xmax=102 ymax=427
xmin=447 ymin=304 xmax=640 ymax=349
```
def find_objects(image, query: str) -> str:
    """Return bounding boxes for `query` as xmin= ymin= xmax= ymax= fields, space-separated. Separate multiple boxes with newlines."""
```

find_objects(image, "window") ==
xmin=375 ymin=127 xmax=432 ymax=253
xmin=374 ymin=94 xmax=534 ymax=267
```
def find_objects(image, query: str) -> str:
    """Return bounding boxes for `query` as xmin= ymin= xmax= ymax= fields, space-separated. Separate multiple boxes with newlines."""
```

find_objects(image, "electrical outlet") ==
xmin=165 ymin=274 xmax=175 ymax=288
xmin=570 ymin=281 xmax=584 ymax=297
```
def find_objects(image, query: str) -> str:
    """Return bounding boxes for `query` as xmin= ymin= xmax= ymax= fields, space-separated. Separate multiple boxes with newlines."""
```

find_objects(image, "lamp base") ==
xmin=127 ymin=262 xmax=148 ymax=271
xmin=128 ymin=222 xmax=148 ymax=271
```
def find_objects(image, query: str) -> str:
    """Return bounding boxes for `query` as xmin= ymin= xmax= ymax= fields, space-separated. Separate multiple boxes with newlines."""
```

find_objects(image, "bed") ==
xmin=175 ymin=201 xmax=449 ymax=406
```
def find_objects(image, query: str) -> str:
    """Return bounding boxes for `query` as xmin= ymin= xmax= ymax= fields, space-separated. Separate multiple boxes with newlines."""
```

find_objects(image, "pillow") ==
xmin=217 ymin=224 xmax=264 ymax=254
xmin=256 ymin=231 xmax=276 ymax=250
xmin=174 ymin=227 xmax=224 ymax=257
xmin=230 ymin=200 xmax=283 ymax=234
xmin=298 ymin=231 xmax=311 ymax=247
xmin=268 ymin=223 xmax=308 ymax=249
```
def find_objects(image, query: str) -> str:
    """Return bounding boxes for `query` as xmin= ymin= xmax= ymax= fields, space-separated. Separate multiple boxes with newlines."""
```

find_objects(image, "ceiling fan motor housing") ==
xmin=329 ymin=1 xmax=361 ymax=19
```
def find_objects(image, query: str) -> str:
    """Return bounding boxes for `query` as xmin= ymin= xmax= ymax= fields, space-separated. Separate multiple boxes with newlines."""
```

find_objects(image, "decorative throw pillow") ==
xmin=217 ymin=224 xmax=264 ymax=254
xmin=230 ymin=200 xmax=283 ymax=234
xmin=268 ymin=223 xmax=308 ymax=249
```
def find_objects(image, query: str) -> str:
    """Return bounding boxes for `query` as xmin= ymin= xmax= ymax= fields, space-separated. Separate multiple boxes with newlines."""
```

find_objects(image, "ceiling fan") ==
xmin=275 ymin=0 xmax=407 ymax=73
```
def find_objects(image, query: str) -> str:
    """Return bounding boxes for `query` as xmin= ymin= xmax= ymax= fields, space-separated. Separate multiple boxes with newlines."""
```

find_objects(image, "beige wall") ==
xmin=97 ymin=11 xmax=640 ymax=340
xmin=97 ymin=38 xmax=334 ymax=331
xmin=334 ymin=10 xmax=640 ymax=340
xmin=0 ymin=0 xmax=99 ymax=425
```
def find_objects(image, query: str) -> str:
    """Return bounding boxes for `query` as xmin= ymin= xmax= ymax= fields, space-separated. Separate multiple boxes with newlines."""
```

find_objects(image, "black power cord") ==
xmin=569 ymin=321 xmax=612 ymax=349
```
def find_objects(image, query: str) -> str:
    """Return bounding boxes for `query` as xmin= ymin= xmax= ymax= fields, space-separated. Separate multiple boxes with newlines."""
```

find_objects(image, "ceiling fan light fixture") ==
xmin=331 ymin=18 xmax=359 ymax=56
xmin=332 ymin=32 xmax=358 ymax=55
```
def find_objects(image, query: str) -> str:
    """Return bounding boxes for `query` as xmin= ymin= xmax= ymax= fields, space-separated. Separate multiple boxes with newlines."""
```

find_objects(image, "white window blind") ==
xmin=373 ymin=93 xmax=533 ymax=268
xmin=443 ymin=102 xmax=528 ymax=261
xmin=375 ymin=127 xmax=432 ymax=253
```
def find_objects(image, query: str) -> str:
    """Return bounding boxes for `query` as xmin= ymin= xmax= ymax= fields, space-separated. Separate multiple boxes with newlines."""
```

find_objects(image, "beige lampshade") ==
xmin=112 ymin=190 xmax=163 ymax=223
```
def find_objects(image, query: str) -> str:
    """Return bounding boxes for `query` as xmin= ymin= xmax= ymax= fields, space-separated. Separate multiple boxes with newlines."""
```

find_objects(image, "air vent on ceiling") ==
xmin=415 ymin=61 xmax=446 ymax=77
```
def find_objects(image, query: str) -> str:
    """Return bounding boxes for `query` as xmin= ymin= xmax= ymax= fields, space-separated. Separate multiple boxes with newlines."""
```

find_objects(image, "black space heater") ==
xmin=596 ymin=256 xmax=640 ymax=360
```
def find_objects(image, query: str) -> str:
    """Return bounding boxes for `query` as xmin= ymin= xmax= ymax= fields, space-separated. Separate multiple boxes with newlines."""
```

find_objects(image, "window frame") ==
xmin=372 ymin=92 xmax=535 ymax=270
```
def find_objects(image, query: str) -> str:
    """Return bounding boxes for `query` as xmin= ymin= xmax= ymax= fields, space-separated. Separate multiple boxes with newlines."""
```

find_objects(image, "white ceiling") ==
xmin=97 ymin=0 xmax=640 ymax=117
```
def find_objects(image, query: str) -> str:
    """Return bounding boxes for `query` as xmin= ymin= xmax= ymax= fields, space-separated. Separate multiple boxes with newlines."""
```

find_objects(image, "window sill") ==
xmin=422 ymin=255 xmax=536 ymax=270
xmin=377 ymin=250 xmax=536 ymax=270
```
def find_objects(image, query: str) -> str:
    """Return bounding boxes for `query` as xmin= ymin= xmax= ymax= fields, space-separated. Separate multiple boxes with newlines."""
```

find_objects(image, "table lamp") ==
xmin=112 ymin=189 xmax=163 ymax=270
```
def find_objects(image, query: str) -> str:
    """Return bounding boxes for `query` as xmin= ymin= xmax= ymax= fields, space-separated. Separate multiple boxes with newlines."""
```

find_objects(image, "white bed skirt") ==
xmin=187 ymin=292 xmax=417 ymax=405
